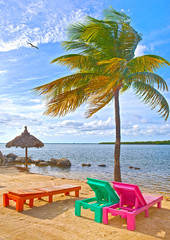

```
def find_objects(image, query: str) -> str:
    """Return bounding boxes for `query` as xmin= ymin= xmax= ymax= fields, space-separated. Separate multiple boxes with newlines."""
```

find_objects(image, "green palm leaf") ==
xmin=132 ymin=81 xmax=169 ymax=120
xmin=51 ymin=54 xmax=98 ymax=71
xmin=62 ymin=40 xmax=100 ymax=55
xmin=98 ymin=58 xmax=127 ymax=75
xmin=128 ymin=55 xmax=170 ymax=73
xmin=127 ymin=72 xmax=169 ymax=91
xmin=103 ymin=6 xmax=131 ymax=24
xmin=33 ymin=73 xmax=96 ymax=97
xmin=44 ymin=86 xmax=89 ymax=117
xmin=86 ymin=91 xmax=115 ymax=118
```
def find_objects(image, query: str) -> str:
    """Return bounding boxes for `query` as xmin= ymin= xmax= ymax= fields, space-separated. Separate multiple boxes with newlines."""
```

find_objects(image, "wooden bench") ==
xmin=3 ymin=184 xmax=81 ymax=211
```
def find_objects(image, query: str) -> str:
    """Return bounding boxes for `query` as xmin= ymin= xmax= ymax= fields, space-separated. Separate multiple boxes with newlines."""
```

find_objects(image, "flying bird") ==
xmin=27 ymin=42 xmax=39 ymax=49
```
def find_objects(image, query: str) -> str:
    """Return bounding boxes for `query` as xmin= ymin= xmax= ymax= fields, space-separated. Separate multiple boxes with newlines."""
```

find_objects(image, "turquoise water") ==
xmin=0 ymin=143 xmax=169 ymax=194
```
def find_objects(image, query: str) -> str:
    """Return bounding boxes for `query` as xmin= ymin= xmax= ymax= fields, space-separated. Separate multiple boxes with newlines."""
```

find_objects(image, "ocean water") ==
xmin=0 ymin=143 xmax=169 ymax=195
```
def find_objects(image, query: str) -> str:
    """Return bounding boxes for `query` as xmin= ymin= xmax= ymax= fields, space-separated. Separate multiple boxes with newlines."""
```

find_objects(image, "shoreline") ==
xmin=1 ymin=165 xmax=170 ymax=197
xmin=16 ymin=165 xmax=170 ymax=197
xmin=0 ymin=166 xmax=170 ymax=240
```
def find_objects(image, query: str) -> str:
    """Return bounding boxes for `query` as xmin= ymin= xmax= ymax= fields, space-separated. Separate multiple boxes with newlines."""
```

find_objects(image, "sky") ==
xmin=0 ymin=0 xmax=170 ymax=143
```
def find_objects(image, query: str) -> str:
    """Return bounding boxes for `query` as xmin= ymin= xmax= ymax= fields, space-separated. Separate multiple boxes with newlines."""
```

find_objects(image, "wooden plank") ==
xmin=9 ymin=189 xmax=46 ymax=197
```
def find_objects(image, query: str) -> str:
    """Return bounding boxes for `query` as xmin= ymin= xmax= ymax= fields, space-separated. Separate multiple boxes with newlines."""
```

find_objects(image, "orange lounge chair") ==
xmin=3 ymin=184 xmax=81 ymax=211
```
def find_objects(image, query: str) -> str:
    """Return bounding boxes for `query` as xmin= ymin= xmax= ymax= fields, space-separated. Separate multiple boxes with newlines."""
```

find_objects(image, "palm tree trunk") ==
xmin=25 ymin=147 xmax=28 ymax=169
xmin=114 ymin=88 xmax=121 ymax=182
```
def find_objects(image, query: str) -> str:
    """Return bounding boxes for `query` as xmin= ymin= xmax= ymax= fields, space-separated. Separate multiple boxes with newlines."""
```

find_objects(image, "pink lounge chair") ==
xmin=103 ymin=182 xmax=163 ymax=231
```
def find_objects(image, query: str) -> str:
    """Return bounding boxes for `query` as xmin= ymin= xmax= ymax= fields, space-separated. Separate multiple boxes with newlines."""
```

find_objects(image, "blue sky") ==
xmin=0 ymin=0 xmax=169 ymax=143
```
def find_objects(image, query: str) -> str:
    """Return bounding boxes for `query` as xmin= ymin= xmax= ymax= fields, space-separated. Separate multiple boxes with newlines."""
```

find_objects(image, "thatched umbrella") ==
xmin=6 ymin=126 xmax=44 ymax=168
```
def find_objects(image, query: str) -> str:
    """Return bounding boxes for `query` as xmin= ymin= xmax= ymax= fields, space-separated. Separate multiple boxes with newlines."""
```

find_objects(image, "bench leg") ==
xmin=75 ymin=190 xmax=79 ymax=197
xmin=3 ymin=194 xmax=9 ymax=207
xmin=16 ymin=198 xmax=24 ymax=212
xmin=103 ymin=207 xmax=109 ymax=224
xmin=75 ymin=201 xmax=81 ymax=217
xmin=127 ymin=213 xmax=136 ymax=231
xmin=145 ymin=209 xmax=149 ymax=218
xmin=49 ymin=195 xmax=53 ymax=203
xmin=65 ymin=192 xmax=69 ymax=196
xmin=29 ymin=199 xmax=34 ymax=208
xmin=158 ymin=201 xmax=161 ymax=209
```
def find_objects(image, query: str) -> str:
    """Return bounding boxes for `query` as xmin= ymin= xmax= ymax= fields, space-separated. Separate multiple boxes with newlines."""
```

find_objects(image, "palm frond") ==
xmin=98 ymin=58 xmax=127 ymax=75
xmin=103 ymin=7 xmax=131 ymax=24
xmin=120 ymin=81 xmax=132 ymax=93
xmin=85 ymin=76 xmax=119 ymax=96
xmin=44 ymin=86 xmax=89 ymax=117
xmin=86 ymin=89 xmax=115 ymax=117
xmin=33 ymin=73 xmax=96 ymax=97
xmin=66 ymin=22 xmax=86 ymax=41
xmin=79 ymin=23 xmax=120 ymax=58
xmin=127 ymin=72 xmax=168 ymax=91
xmin=128 ymin=55 xmax=170 ymax=73
xmin=132 ymin=81 xmax=169 ymax=120
xmin=85 ymin=76 xmax=120 ymax=117
xmin=61 ymin=40 xmax=100 ymax=55
xmin=79 ymin=20 xmax=141 ymax=60
xmin=51 ymin=54 xmax=98 ymax=71
xmin=118 ymin=23 xmax=142 ymax=60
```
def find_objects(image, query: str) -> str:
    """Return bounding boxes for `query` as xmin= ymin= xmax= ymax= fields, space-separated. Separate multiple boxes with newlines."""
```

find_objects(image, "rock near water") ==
xmin=38 ymin=161 xmax=50 ymax=166
xmin=56 ymin=158 xmax=71 ymax=168
xmin=0 ymin=151 xmax=7 ymax=165
xmin=4 ymin=153 xmax=71 ymax=168
xmin=49 ymin=158 xmax=71 ymax=168
xmin=82 ymin=163 xmax=91 ymax=167
xmin=6 ymin=153 xmax=18 ymax=161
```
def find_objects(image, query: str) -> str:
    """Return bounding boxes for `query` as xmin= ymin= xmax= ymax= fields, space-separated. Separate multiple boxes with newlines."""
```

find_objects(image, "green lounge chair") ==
xmin=75 ymin=178 xmax=119 ymax=223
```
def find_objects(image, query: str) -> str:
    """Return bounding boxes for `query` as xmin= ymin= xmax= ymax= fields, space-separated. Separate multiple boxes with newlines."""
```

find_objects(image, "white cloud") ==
xmin=0 ymin=0 xmax=94 ymax=52
xmin=134 ymin=44 xmax=148 ymax=57
xmin=56 ymin=117 xmax=114 ymax=132
xmin=0 ymin=70 xmax=8 ymax=74
xmin=30 ymin=99 xmax=41 ymax=103
xmin=7 ymin=58 xmax=18 ymax=62
xmin=0 ymin=97 xmax=44 ymax=114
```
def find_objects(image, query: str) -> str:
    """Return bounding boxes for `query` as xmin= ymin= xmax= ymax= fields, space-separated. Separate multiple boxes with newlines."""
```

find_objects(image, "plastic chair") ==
xmin=103 ymin=182 xmax=163 ymax=230
xmin=75 ymin=178 xmax=119 ymax=223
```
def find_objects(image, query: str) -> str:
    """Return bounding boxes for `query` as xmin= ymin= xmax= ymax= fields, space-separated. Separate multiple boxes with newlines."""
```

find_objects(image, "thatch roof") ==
xmin=6 ymin=126 xmax=44 ymax=148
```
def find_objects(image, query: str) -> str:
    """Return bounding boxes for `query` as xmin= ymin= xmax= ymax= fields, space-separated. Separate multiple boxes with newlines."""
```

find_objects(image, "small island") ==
xmin=99 ymin=140 xmax=170 ymax=145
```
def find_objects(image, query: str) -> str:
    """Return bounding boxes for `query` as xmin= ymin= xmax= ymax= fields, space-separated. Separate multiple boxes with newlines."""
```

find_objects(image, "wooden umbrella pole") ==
xmin=25 ymin=147 xmax=28 ymax=168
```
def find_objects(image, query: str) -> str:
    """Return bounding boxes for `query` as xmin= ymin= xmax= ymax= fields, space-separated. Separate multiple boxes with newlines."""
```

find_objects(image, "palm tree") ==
xmin=34 ymin=8 xmax=169 ymax=182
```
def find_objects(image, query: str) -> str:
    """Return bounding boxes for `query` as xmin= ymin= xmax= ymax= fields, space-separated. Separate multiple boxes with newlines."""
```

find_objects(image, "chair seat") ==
xmin=143 ymin=194 xmax=163 ymax=204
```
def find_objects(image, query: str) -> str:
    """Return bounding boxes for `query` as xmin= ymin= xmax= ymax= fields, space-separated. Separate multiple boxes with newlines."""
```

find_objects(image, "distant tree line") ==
xmin=99 ymin=140 xmax=170 ymax=145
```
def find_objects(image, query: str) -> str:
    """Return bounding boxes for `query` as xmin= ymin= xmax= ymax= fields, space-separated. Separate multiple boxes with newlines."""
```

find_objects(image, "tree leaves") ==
xmin=133 ymin=81 xmax=169 ymax=120
xmin=127 ymin=55 xmax=170 ymax=73
xmin=51 ymin=54 xmax=98 ymax=71
xmin=127 ymin=72 xmax=168 ymax=91
xmin=33 ymin=7 xmax=169 ymax=120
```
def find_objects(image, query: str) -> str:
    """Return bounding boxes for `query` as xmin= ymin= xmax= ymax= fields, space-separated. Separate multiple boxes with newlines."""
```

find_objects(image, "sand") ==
xmin=0 ymin=166 xmax=170 ymax=240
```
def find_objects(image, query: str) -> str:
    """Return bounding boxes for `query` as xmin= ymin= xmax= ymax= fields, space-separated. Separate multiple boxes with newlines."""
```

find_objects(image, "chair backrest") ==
xmin=87 ymin=178 xmax=119 ymax=204
xmin=112 ymin=182 xmax=147 ymax=209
